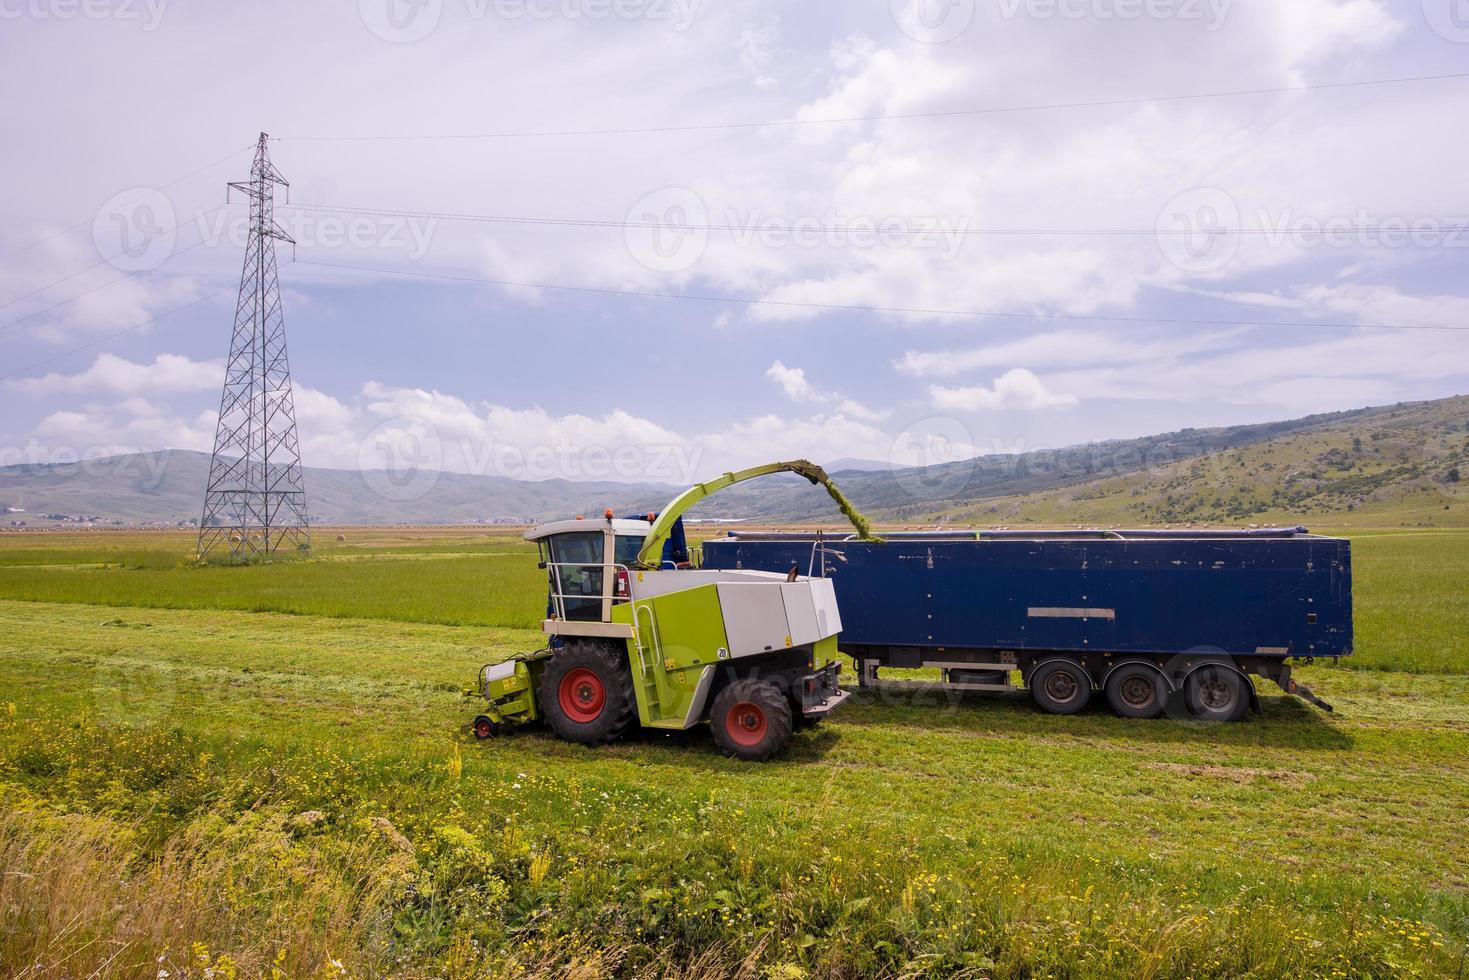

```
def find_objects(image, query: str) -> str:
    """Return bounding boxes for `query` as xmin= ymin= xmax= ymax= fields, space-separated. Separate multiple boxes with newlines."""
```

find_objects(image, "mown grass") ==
xmin=2 ymin=590 xmax=1468 ymax=978
xmin=0 ymin=529 xmax=547 ymax=629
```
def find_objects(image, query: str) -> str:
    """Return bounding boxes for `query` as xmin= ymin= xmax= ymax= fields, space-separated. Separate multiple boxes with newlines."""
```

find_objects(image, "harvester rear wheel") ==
xmin=538 ymin=641 xmax=637 ymax=745
xmin=711 ymin=679 xmax=793 ymax=762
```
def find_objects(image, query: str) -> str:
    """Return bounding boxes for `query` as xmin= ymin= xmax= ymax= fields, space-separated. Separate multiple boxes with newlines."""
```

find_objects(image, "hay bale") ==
xmin=336 ymin=533 xmax=346 ymax=542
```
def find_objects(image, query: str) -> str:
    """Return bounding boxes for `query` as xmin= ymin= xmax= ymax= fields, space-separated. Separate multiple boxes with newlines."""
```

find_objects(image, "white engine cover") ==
xmin=715 ymin=577 xmax=842 ymax=657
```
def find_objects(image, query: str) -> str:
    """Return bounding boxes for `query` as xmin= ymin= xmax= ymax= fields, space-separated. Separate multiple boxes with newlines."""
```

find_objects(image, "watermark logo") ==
xmin=996 ymin=0 xmax=1231 ymax=31
xmin=726 ymin=210 xmax=969 ymax=259
xmin=359 ymin=0 xmax=443 ymax=42
xmin=0 ymin=0 xmax=170 ymax=30
xmin=892 ymin=0 xmax=975 ymax=43
xmin=1422 ymin=0 xmax=1469 ymax=42
xmin=889 ymin=415 xmax=977 ymax=501
xmin=92 ymin=186 xmax=176 ymax=273
xmin=360 ymin=0 xmax=700 ymax=42
xmin=358 ymin=416 xmax=444 ymax=502
xmin=623 ymin=188 xmax=972 ymax=272
xmin=1157 ymin=186 xmax=1469 ymax=273
xmin=624 ymin=187 xmax=708 ymax=273
xmin=93 ymin=655 xmax=177 ymax=727
xmin=1155 ymin=186 xmax=1239 ymax=273
xmin=194 ymin=207 xmax=439 ymax=260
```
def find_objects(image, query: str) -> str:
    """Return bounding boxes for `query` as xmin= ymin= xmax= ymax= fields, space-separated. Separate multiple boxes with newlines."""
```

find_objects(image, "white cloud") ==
xmin=929 ymin=369 xmax=1079 ymax=411
xmin=764 ymin=360 xmax=888 ymax=421
xmin=30 ymin=398 xmax=216 ymax=459
xmin=5 ymin=353 xmax=223 ymax=396
xmin=238 ymin=378 xmax=895 ymax=483
xmin=895 ymin=328 xmax=1246 ymax=378
xmin=1045 ymin=326 xmax=1469 ymax=409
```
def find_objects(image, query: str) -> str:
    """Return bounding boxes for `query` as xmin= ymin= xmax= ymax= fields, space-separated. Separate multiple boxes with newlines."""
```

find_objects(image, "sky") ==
xmin=1 ymin=0 xmax=1467 ymax=486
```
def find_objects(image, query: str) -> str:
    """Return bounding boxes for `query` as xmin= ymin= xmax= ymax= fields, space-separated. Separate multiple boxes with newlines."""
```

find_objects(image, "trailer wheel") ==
xmin=1029 ymin=659 xmax=1092 ymax=715
xmin=538 ymin=641 xmax=637 ymax=745
xmin=711 ymin=679 xmax=793 ymax=761
xmin=1104 ymin=664 xmax=1166 ymax=719
xmin=471 ymin=715 xmax=497 ymax=739
xmin=1184 ymin=665 xmax=1251 ymax=722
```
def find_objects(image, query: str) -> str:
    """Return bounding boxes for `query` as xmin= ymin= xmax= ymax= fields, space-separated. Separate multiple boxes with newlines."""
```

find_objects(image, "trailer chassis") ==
xmin=848 ymin=646 xmax=1334 ymax=717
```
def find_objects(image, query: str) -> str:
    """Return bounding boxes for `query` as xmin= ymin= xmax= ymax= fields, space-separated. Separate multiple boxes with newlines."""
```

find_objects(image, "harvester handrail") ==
xmin=543 ymin=561 xmax=632 ymax=622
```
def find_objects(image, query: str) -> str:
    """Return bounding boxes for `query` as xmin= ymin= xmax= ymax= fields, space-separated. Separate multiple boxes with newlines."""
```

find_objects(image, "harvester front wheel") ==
xmin=711 ymin=679 xmax=793 ymax=762
xmin=538 ymin=641 xmax=637 ymax=745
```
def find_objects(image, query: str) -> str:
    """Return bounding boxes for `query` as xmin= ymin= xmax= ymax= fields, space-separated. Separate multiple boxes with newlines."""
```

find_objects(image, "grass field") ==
xmin=1 ymin=527 xmax=1466 ymax=978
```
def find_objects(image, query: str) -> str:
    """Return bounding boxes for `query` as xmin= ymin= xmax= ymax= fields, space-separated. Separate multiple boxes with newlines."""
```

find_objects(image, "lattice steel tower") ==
xmin=197 ymin=132 xmax=311 ymax=561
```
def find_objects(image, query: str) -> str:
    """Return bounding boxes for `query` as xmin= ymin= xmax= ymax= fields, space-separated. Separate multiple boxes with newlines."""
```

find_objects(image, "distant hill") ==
xmin=919 ymin=395 xmax=1469 ymax=529
xmin=2 ymin=396 xmax=1465 ymax=528
xmin=0 ymin=451 xmax=679 ymax=526
xmin=690 ymin=395 xmax=1469 ymax=527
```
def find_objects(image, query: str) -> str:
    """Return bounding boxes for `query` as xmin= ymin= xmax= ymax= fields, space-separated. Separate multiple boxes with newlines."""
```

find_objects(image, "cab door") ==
xmin=546 ymin=531 xmax=606 ymax=621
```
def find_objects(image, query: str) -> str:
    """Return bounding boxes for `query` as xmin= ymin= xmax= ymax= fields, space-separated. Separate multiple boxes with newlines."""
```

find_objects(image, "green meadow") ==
xmin=0 ymin=527 xmax=1465 ymax=978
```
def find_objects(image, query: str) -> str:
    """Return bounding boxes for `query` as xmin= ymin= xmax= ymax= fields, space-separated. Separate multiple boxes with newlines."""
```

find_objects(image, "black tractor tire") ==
xmin=1104 ymin=663 xmax=1167 ymax=719
xmin=711 ymin=678 xmax=794 ymax=761
xmin=1029 ymin=659 xmax=1093 ymax=715
xmin=1184 ymin=665 xmax=1251 ymax=722
xmin=538 ymin=641 xmax=638 ymax=745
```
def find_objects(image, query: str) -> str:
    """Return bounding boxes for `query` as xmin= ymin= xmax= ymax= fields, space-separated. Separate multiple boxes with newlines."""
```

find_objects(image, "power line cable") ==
xmin=0 ymin=236 xmax=219 ymax=337
xmin=0 ymin=204 xmax=229 ymax=314
xmin=0 ymin=285 xmax=234 ymax=383
xmin=287 ymin=201 xmax=1468 ymax=238
xmin=294 ymin=257 xmax=1469 ymax=332
xmin=0 ymin=143 xmax=252 ymax=265
xmin=273 ymin=72 xmax=1469 ymax=142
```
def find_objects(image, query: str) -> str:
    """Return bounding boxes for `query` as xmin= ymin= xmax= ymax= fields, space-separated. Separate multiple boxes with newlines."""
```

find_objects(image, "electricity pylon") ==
xmin=197 ymin=132 xmax=311 ymax=561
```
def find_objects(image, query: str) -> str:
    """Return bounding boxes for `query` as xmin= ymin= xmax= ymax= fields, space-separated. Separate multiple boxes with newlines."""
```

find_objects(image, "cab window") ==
xmin=614 ymin=534 xmax=646 ymax=567
xmin=546 ymin=532 xmax=605 ymax=621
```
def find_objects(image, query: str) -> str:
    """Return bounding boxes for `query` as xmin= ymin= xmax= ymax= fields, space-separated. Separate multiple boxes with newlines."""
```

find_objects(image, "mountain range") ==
xmin=2 ymin=395 xmax=1464 ymax=528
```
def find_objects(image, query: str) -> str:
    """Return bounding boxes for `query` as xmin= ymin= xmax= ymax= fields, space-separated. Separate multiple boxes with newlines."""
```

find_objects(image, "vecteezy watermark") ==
xmin=92 ymin=186 xmax=178 ymax=273
xmin=354 ymin=415 xmax=704 ymax=503
xmin=0 ymin=440 xmax=179 ymax=491
xmin=93 ymin=655 xmax=177 ymax=727
xmin=194 ymin=207 xmax=440 ymax=261
xmin=888 ymin=415 xmax=978 ymax=501
xmin=891 ymin=0 xmax=975 ymax=43
xmin=996 ymin=0 xmax=1231 ymax=30
xmin=1252 ymin=210 xmax=1469 ymax=250
xmin=1154 ymin=186 xmax=1240 ymax=274
xmin=1422 ymin=0 xmax=1469 ymax=42
xmin=622 ymin=187 xmax=972 ymax=272
xmin=0 ymin=0 xmax=169 ymax=30
xmin=358 ymin=416 xmax=445 ymax=503
xmin=623 ymin=187 xmax=709 ymax=274
xmin=1156 ymin=186 xmax=1469 ymax=273
xmin=89 ymin=190 xmax=440 ymax=273
xmin=358 ymin=0 xmax=700 ymax=43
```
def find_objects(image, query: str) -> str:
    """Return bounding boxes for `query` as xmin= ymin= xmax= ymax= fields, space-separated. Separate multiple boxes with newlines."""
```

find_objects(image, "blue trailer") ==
xmin=700 ymin=527 xmax=1351 ymax=720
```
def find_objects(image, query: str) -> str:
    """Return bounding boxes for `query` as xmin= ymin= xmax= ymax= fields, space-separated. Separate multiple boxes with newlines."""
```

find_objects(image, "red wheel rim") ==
xmin=473 ymin=717 xmax=493 ymax=738
xmin=725 ymin=701 xmax=768 ymax=747
xmin=558 ymin=667 xmax=606 ymax=723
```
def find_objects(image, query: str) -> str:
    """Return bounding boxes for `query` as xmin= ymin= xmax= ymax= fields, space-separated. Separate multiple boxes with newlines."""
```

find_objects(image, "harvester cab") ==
xmin=473 ymin=460 xmax=872 ymax=760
